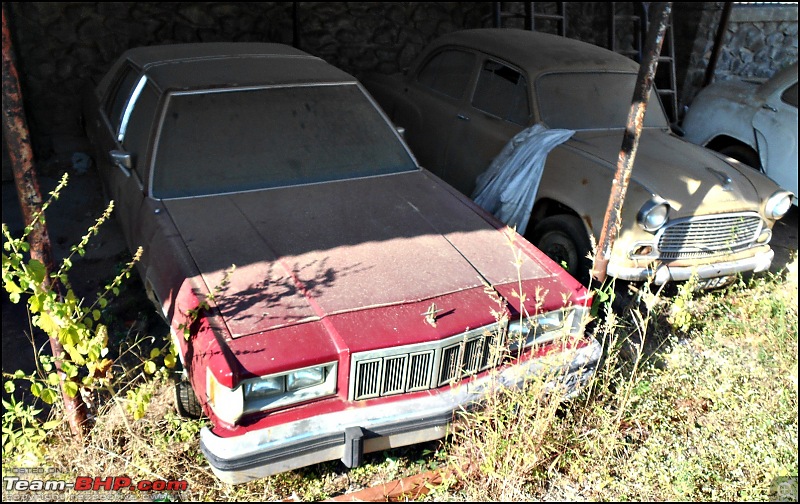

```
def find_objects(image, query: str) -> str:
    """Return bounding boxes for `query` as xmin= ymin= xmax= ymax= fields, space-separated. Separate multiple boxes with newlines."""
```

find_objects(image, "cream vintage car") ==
xmin=364 ymin=28 xmax=794 ymax=288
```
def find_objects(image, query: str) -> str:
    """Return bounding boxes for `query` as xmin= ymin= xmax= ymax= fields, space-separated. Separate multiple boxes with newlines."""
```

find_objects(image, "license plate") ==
xmin=694 ymin=275 xmax=734 ymax=291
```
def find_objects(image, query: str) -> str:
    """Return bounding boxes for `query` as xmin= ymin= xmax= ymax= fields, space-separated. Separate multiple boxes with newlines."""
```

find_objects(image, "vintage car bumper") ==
xmin=200 ymin=338 xmax=603 ymax=484
xmin=607 ymin=248 xmax=774 ymax=284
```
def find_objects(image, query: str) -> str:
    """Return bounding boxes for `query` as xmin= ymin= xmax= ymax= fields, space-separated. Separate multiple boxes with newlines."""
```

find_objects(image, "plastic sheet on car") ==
xmin=471 ymin=123 xmax=574 ymax=235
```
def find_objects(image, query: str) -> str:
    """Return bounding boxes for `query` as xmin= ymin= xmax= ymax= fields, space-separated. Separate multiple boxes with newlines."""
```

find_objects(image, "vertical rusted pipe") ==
xmin=2 ymin=4 xmax=88 ymax=439
xmin=592 ymin=2 xmax=672 ymax=284
xmin=702 ymin=1 xmax=733 ymax=88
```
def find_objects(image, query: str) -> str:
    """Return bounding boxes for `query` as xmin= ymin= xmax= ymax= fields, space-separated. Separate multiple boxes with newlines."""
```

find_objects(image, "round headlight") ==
xmin=765 ymin=190 xmax=793 ymax=220
xmin=637 ymin=197 xmax=670 ymax=232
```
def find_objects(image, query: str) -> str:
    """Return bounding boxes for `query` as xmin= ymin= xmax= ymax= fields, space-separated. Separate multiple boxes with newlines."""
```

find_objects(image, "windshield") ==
xmin=536 ymin=72 xmax=670 ymax=130
xmin=152 ymin=83 xmax=417 ymax=198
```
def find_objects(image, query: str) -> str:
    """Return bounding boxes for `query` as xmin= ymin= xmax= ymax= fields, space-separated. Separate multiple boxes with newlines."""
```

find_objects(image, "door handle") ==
xmin=762 ymin=103 xmax=777 ymax=112
xmin=456 ymin=114 xmax=470 ymax=121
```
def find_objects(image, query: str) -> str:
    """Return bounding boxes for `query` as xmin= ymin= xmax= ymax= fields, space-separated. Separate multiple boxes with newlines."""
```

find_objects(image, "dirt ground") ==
xmin=1 ymin=166 xmax=798 ymax=385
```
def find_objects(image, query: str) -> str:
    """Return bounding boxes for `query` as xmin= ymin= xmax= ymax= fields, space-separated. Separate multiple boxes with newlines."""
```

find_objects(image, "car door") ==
xmin=97 ymin=67 xmax=160 ymax=251
xmin=92 ymin=65 xmax=140 ymax=199
xmin=443 ymin=57 xmax=531 ymax=197
xmin=397 ymin=48 xmax=478 ymax=178
xmin=752 ymin=80 xmax=798 ymax=197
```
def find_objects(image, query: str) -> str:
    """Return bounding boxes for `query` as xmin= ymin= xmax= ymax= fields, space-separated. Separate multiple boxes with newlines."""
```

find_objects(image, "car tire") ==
xmin=718 ymin=144 xmax=760 ymax=171
xmin=527 ymin=215 xmax=592 ymax=286
xmin=174 ymin=380 xmax=203 ymax=419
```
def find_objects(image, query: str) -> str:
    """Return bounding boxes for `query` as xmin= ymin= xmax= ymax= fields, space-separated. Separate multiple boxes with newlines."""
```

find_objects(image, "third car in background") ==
xmin=681 ymin=62 xmax=798 ymax=206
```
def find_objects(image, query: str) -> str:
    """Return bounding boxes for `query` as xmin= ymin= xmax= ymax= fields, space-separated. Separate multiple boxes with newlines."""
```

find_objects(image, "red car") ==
xmin=82 ymin=42 xmax=601 ymax=483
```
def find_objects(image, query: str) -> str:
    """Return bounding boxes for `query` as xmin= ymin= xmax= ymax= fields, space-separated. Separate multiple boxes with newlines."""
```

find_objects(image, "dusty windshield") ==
xmin=536 ymin=72 xmax=669 ymax=130
xmin=152 ymin=83 xmax=417 ymax=198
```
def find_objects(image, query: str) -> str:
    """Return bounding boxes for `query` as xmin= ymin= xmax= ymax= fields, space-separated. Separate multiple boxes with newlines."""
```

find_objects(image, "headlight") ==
xmin=765 ymin=190 xmax=793 ymax=219
xmin=244 ymin=376 xmax=284 ymax=399
xmin=637 ymin=197 xmax=670 ymax=232
xmin=206 ymin=369 xmax=244 ymax=425
xmin=286 ymin=367 xmax=326 ymax=391
xmin=508 ymin=306 xmax=589 ymax=351
xmin=206 ymin=363 xmax=337 ymax=424
xmin=242 ymin=362 xmax=337 ymax=415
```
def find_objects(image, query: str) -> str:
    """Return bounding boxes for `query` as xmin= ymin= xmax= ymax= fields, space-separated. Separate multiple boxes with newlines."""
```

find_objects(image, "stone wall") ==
xmin=682 ymin=2 xmax=798 ymax=107
xmin=3 ymin=2 xmax=500 ymax=174
xmin=2 ymin=2 xmax=796 ymax=181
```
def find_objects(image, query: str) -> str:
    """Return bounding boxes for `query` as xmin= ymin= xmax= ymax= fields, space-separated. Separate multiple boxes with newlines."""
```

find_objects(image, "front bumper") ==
xmin=607 ymin=248 xmax=774 ymax=284
xmin=200 ymin=338 xmax=603 ymax=484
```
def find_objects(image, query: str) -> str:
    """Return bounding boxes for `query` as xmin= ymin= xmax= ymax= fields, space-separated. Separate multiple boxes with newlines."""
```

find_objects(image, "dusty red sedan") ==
xmin=82 ymin=42 xmax=601 ymax=483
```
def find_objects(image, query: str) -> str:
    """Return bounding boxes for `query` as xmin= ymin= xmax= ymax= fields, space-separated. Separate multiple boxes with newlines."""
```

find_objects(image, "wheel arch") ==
xmin=704 ymin=135 xmax=762 ymax=170
xmin=530 ymin=198 xmax=594 ymax=241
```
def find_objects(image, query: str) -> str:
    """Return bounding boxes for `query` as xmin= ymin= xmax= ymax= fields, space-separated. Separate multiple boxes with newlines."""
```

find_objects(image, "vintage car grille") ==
xmin=349 ymin=323 xmax=505 ymax=401
xmin=656 ymin=213 xmax=763 ymax=260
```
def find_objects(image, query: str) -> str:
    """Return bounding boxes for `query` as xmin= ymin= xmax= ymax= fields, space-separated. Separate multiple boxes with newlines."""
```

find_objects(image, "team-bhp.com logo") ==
xmin=4 ymin=475 xmax=188 ymax=492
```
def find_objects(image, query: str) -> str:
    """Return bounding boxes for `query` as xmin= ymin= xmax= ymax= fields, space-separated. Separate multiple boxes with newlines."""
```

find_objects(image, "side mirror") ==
xmin=109 ymin=150 xmax=132 ymax=176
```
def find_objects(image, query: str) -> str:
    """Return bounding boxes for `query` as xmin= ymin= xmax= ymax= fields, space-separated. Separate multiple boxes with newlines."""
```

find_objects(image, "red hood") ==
xmin=163 ymin=171 xmax=556 ymax=338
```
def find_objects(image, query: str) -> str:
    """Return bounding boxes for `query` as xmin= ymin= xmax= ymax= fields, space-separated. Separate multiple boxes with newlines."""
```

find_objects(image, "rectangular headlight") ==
xmin=508 ymin=306 xmax=588 ymax=351
xmin=243 ymin=376 xmax=284 ymax=399
xmin=286 ymin=367 xmax=326 ymax=391
xmin=241 ymin=362 xmax=337 ymax=415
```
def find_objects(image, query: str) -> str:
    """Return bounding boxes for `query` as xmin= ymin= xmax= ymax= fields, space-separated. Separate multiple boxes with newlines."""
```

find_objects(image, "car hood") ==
xmin=565 ymin=129 xmax=761 ymax=212
xmin=163 ymin=171 xmax=553 ymax=338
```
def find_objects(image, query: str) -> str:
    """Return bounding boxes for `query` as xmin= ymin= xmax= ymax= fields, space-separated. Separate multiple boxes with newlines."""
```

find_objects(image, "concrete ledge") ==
xmin=731 ymin=4 xmax=798 ymax=23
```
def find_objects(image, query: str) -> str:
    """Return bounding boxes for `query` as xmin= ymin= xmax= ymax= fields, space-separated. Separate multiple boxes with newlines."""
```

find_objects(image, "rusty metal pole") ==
xmin=2 ymin=4 xmax=88 ymax=438
xmin=592 ymin=2 xmax=672 ymax=284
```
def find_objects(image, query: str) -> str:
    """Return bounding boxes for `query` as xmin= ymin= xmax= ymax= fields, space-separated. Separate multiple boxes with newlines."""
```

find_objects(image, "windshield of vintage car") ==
xmin=536 ymin=72 xmax=670 ymax=130
xmin=152 ymin=83 xmax=417 ymax=198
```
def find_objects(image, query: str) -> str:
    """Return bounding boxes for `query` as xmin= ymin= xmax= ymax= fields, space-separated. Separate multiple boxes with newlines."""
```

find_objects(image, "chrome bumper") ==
xmin=200 ymin=339 xmax=603 ymax=484
xmin=607 ymin=249 xmax=774 ymax=284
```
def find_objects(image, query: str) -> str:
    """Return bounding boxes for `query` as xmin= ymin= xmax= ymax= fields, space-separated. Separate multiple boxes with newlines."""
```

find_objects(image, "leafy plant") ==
xmin=1 ymin=173 xmax=166 ymax=459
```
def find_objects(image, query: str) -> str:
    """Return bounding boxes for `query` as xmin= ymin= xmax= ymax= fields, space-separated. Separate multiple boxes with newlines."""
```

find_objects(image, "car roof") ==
xmin=425 ymin=28 xmax=640 ymax=76
xmin=99 ymin=42 xmax=356 ymax=95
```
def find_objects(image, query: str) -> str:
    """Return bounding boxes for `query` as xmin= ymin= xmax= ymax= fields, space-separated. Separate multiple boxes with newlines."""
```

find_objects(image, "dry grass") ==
xmin=3 ymin=254 xmax=797 ymax=502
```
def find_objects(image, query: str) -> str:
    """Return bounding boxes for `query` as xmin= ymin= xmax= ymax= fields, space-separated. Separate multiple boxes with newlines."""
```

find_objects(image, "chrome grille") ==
xmin=407 ymin=351 xmax=434 ymax=391
xmin=439 ymin=344 xmax=462 ymax=386
xmin=657 ymin=213 xmax=763 ymax=260
xmin=353 ymin=358 xmax=381 ymax=400
xmin=381 ymin=355 xmax=407 ymax=395
xmin=349 ymin=323 xmax=505 ymax=401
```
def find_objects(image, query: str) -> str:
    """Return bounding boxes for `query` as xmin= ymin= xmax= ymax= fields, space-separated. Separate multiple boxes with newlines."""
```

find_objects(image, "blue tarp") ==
xmin=471 ymin=123 xmax=575 ymax=235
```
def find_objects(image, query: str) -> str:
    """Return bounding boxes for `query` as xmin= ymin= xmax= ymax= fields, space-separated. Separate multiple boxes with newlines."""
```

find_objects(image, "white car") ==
xmin=682 ymin=62 xmax=798 ymax=205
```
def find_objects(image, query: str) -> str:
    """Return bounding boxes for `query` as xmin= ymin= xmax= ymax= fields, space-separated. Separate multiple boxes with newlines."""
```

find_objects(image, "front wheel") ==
xmin=527 ymin=215 xmax=593 ymax=286
xmin=174 ymin=380 xmax=203 ymax=418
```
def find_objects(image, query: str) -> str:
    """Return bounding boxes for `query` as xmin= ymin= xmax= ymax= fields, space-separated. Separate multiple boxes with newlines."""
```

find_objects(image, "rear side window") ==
xmin=781 ymin=82 xmax=798 ymax=108
xmin=417 ymin=50 xmax=476 ymax=100
xmin=472 ymin=60 xmax=531 ymax=126
xmin=103 ymin=66 xmax=140 ymax=136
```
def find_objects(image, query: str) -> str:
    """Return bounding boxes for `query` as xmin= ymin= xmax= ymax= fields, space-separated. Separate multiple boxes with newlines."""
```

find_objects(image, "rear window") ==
xmin=417 ymin=49 xmax=476 ymax=100
xmin=537 ymin=72 xmax=669 ymax=130
xmin=152 ymin=84 xmax=417 ymax=198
